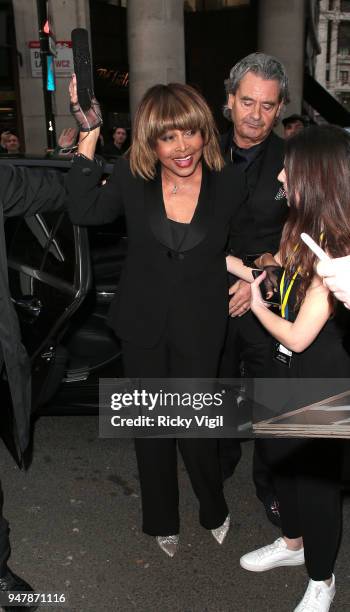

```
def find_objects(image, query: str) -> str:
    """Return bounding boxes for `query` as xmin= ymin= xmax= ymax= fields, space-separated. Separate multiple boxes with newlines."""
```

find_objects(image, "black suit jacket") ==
xmin=221 ymin=130 xmax=288 ymax=257
xmin=67 ymin=156 xmax=246 ymax=350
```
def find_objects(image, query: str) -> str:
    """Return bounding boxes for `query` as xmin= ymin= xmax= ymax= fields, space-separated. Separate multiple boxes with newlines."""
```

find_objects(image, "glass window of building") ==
xmin=327 ymin=20 xmax=332 ymax=61
xmin=338 ymin=22 xmax=350 ymax=55
xmin=185 ymin=0 xmax=249 ymax=10
xmin=341 ymin=70 xmax=349 ymax=84
xmin=339 ymin=92 xmax=350 ymax=109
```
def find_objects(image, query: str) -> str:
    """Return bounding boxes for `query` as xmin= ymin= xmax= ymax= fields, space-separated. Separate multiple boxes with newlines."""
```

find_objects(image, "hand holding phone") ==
xmin=252 ymin=268 xmax=280 ymax=305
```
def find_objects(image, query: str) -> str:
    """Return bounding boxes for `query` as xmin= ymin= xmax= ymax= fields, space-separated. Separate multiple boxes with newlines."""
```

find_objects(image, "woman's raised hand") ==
xmin=69 ymin=73 xmax=103 ymax=133
xmin=58 ymin=127 xmax=78 ymax=149
xmin=317 ymin=255 xmax=350 ymax=309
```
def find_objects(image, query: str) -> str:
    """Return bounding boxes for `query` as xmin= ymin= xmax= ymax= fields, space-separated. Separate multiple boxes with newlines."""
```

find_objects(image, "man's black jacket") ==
xmin=221 ymin=129 xmax=288 ymax=257
xmin=0 ymin=165 xmax=65 ymax=460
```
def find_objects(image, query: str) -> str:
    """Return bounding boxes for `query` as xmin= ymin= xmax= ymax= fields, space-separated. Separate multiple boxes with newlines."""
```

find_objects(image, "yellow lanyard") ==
xmin=279 ymin=234 xmax=323 ymax=320
xmin=279 ymin=269 xmax=298 ymax=320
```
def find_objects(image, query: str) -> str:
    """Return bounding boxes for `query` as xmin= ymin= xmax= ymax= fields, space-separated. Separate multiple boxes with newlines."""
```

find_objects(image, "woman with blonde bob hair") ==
xmin=129 ymin=82 xmax=224 ymax=179
xmin=67 ymin=77 xmax=246 ymax=557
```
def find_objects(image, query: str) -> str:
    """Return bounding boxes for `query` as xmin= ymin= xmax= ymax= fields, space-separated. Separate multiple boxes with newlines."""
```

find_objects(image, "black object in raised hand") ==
xmin=72 ymin=28 xmax=94 ymax=111
xmin=69 ymin=74 xmax=102 ymax=132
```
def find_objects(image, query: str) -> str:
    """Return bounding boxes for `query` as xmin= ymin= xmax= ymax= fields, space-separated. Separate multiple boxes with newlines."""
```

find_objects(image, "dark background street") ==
xmin=0 ymin=417 xmax=349 ymax=612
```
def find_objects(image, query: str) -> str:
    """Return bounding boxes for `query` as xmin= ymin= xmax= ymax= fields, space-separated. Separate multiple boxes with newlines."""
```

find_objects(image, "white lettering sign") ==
xmin=28 ymin=41 xmax=73 ymax=77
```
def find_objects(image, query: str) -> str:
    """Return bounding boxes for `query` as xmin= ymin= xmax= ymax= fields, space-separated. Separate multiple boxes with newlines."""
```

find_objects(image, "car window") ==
xmin=6 ymin=215 xmax=50 ymax=272
xmin=40 ymin=211 xmax=76 ymax=285
xmin=6 ymin=210 xmax=77 ymax=287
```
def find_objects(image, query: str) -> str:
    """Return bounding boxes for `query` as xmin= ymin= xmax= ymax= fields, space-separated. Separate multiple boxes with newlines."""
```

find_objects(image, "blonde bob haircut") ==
xmin=129 ymin=83 xmax=224 ymax=180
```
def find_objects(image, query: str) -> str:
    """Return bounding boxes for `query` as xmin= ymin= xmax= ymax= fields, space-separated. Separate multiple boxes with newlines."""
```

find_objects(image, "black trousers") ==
xmin=122 ymin=334 xmax=228 ymax=536
xmin=259 ymin=438 xmax=343 ymax=581
xmin=0 ymin=481 xmax=10 ymax=575
xmin=219 ymin=311 xmax=274 ymax=500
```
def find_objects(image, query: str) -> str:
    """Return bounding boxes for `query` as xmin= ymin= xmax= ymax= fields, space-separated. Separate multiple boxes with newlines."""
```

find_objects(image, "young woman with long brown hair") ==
xmin=226 ymin=125 xmax=350 ymax=612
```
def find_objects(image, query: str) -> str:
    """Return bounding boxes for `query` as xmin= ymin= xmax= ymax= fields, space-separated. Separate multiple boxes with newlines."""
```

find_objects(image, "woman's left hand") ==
xmin=69 ymin=73 xmax=103 ymax=133
xmin=251 ymin=271 xmax=271 ymax=311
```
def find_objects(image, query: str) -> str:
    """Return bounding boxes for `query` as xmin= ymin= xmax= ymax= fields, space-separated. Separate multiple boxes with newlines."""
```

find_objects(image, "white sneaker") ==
xmin=294 ymin=575 xmax=335 ymax=612
xmin=240 ymin=537 xmax=305 ymax=572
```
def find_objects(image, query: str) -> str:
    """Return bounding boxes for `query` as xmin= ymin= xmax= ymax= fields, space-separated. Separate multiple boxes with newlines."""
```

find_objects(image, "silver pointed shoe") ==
xmin=156 ymin=534 xmax=179 ymax=557
xmin=211 ymin=514 xmax=230 ymax=545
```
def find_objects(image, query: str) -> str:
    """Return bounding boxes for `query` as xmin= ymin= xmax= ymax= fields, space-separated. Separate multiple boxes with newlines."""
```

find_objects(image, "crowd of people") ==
xmin=0 ymin=125 xmax=129 ymax=161
xmin=0 ymin=51 xmax=350 ymax=612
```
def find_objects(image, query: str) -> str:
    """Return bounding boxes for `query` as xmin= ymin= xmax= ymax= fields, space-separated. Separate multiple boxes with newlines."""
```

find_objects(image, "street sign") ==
xmin=28 ymin=40 xmax=73 ymax=77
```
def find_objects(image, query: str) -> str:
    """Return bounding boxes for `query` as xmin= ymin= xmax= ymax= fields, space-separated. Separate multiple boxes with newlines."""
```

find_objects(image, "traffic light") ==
xmin=36 ymin=0 xmax=56 ymax=147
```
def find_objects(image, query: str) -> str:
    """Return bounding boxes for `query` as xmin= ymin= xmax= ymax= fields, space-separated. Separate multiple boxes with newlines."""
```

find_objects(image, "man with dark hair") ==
xmin=103 ymin=126 xmax=128 ymax=160
xmin=282 ymin=113 xmax=307 ymax=139
xmin=0 ymin=163 xmax=65 ymax=610
xmin=219 ymin=52 xmax=290 ymax=525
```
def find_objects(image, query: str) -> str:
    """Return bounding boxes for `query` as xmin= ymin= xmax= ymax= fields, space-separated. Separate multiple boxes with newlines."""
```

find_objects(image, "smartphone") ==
xmin=71 ymin=28 xmax=94 ymax=111
xmin=252 ymin=268 xmax=280 ymax=306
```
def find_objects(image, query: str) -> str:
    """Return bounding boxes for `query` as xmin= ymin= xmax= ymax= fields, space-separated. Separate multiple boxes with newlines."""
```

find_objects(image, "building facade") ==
xmin=11 ymin=0 xmax=91 ymax=154
xmin=3 ymin=0 xmax=323 ymax=154
xmin=316 ymin=0 xmax=350 ymax=111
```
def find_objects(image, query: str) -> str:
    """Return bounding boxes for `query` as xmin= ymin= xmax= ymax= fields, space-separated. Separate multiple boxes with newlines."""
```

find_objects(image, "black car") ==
xmin=1 ymin=156 xmax=126 ymax=414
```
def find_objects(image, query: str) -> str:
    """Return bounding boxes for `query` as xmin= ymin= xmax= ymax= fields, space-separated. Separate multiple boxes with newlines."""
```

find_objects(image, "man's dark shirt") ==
xmin=220 ymin=128 xmax=287 ymax=259
xmin=229 ymin=139 xmax=266 ymax=172
xmin=102 ymin=143 xmax=128 ymax=160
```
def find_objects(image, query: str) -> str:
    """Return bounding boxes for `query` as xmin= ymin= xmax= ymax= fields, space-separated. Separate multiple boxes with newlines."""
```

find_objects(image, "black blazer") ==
xmin=67 ymin=157 xmax=246 ymax=350
xmin=221 ymin=130 xmax=288 ymax=257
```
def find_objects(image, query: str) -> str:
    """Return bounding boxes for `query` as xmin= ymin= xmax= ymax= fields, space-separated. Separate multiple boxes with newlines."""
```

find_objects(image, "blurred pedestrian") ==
xmin=102 ymin=126 xmax=128 ymax=160
xmin=282 ymin=113 xmax=307 ymax=139
xmin=0 ymin=131 xmax=10 ymax=153
xmin=2 ymin=130 xmax=21 ymax=154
